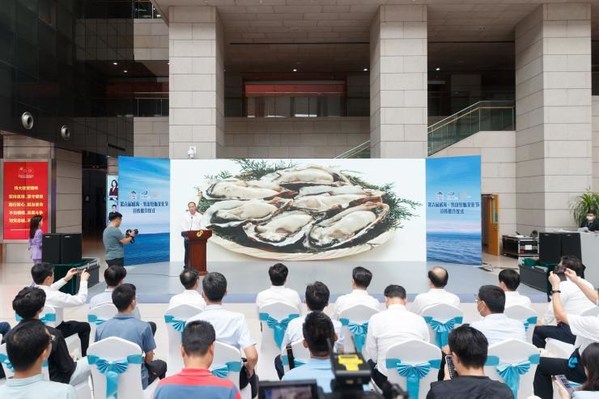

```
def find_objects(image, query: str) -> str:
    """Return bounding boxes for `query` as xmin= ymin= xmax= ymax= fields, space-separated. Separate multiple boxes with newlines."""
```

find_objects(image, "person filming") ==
xmin=103 ymin=212 xmax=136 ymax=267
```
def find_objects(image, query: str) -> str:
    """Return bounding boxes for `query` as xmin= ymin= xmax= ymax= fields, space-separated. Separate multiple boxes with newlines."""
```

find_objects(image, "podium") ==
xmin=182 ymin=230 xmax=212 ymax=275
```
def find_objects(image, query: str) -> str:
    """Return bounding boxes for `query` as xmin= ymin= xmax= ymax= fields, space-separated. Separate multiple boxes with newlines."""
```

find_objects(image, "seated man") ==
xmin=471 ymin=285 xmax=526 ymax=345
xmin=153 ymin=320 xmax=240 ymax=399
xmin=333 ymin=266 xmax=380 ymax=319
xmin=0 ymin=321 xmax=77 ymax=398
xmin=187 ymin=272 xmax=258 ymax=396
xmin=364 ymin=285 xmax=430 ymax=389
xmin=256 ymin=263 xmax=302 ymax=312
xmin=534 ymin=256 xmax=595 ymax=348
xmin=410 ymin=266 xmax=460 ymax=315
xmin=168 ymin=269 xmax=207 ymax=310
xmin=96 ymin=283 xmax=167 ymax=388
xmin=282 ymin=311 xmax=337 ymax=393
xmin=11 ymin=287 xmax=90 ymax=386
xmin=533 ymin=271 xmax=599 ymax=399
xmin=426 ymin=325 xmax=513 ymax=398
xmin=498 ymin=269 xmax=532 ymax=308
xmin=31 ymin=262 xmax=91 ymax=356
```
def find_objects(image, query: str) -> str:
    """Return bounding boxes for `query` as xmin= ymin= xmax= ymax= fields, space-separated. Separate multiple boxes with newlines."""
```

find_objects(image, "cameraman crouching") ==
xmin=103 ymin=212 xmax=137 ymax=267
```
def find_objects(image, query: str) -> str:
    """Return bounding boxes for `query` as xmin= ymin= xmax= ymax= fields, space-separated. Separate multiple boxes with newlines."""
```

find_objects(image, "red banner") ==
xmin=3 ymin=161 xmax=49 ymax=240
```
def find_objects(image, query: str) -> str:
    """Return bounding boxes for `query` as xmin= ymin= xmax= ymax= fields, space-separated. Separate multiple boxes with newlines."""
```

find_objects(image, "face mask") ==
xmin=587 ymin=216 xmax=595 ymax=221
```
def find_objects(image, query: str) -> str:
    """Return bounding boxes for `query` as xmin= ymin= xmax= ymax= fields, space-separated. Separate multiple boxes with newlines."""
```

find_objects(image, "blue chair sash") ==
xmin=339 ymin=318 xmax=368 ymax=352
xmin=0 ymin=353 xmax=14 ymax=372
xmin=486 ymin=353 xmax=540 ymax=398
xmin=164 ymin=315 xmax=186 ymax=333
xmin=523 ymin=316 xmax=538 ymax=332
xmin=259 ymin=313 xmax=299 ymax=348
xmin=15 ymin=313 xmax=56 ymax=324
xmin=88 ymin=354 xmax=143 ymax=399
xmin=211 ymin=361 xmax=242 ymax=378
xmin=88 ymin=314 xmax=107 ymax=325
xmin=423 ymin=316 xmax=463 ymax=348
xmin=281 ymin=355 xmax=307 ymax=369
xmin=386 ymin=357 xmax=441 ymax=399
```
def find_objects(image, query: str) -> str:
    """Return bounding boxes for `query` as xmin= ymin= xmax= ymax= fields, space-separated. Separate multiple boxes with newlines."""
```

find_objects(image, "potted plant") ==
xmin=570 ymin=190 xmax=599 ymax=226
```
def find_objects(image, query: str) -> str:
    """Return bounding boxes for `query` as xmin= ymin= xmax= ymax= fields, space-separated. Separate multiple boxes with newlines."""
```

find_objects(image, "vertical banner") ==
xmin=118 ymin=156 xmax=170 ymax=265
xmin=3 ymin=161 xmax=49 ymax=240
xmin=106 ymin=175 xmax=118 ymax=224
xmin=426 ymin=156 xmax=482 ymax=265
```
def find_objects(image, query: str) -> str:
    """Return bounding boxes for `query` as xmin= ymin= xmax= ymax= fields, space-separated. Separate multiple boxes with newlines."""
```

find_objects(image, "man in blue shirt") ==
xmin=282 ymin=311 xmax=337 ymax=393
xmin=102 ymin=212 xmax=136 ymax=267
xmin=95 ymin=283 xmax=166 ymax=388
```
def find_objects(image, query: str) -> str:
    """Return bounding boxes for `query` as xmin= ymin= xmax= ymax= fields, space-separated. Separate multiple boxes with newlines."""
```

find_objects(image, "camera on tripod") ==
xmin=126 ymin=228 xmax=139 ymax=243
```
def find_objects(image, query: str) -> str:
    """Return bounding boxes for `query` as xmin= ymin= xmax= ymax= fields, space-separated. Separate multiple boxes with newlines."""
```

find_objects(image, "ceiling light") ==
xmin=292 ymin=68 xmax=298 ymax=72
xmin=363 ymin=68 xmax=368 ymax=72
xmin=435 ymin=67 xmax=441 ymax=71
xmin=113 ymin=62 xmax=118 ymax=65
xmin=123 ymin=70 xmax=128 ymax=73
xmin=156 ymin=14 xmax=161 ymax=17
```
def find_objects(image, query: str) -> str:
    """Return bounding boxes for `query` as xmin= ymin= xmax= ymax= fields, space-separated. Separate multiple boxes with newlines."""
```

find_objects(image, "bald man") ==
xmin=409 ymin=267 xmax=460 ymax=315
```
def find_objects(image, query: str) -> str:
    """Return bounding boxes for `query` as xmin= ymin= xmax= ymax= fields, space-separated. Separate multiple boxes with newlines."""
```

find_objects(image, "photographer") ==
xmin=103 ymin=212 xmax=136 ymax=267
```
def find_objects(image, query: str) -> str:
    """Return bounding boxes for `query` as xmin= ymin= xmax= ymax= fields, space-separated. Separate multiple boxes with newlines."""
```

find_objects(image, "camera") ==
xmin=126 ymin=228 xmax=139 ymax=243
xmin=554 ymin=264 xmax=567 ymax=281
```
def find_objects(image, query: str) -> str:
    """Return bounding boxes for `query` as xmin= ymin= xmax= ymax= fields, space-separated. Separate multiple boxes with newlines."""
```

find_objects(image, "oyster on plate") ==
xmin=205 ymin=178 xmax=293 ymax=200
xmin=291 ymin=193 xmax=382 ymax=213
xmin=261 ymin=165 xmax=350 ymax=187
xmin=243 ymin=210 xmax=315 ymax=247
xmin=201 ymin=198 xmax=291 ymax=228
xmin=306 ymin=202 xmax=390 ymax=250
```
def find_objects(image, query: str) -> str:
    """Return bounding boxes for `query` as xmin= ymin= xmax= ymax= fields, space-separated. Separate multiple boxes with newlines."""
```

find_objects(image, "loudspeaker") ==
xmin=561 ymin=233 xmax=581 ymax=259
xmin=539 ymin=232 xmax=561 ymax=265
xmin=60 ymin=234 xmax=82 ymax=264
xmin=41 ymin=234 xmax=62 ymax=264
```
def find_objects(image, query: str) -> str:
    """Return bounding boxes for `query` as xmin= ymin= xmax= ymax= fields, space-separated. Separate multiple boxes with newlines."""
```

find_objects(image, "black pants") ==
xmin=56 ymin=320 xmax=91 ymax=356
xmin=274 ymin=355 xmax=285 ymax=380
xmin=147 ymin=359 xmax=167 ymax=385
xmin=240 ymin=363 xmax=259 ymax=398
xmin=367 ymin=359 xmax=388 ymax=390
xmin=533 ymin=354 xmax=586 ymax=399
xmin=106 ymin=257 xmax=124 ymax=267
xmin=533 ymin=322 xmax=576 ymax=348
xmin=183 ymin=239 xmax=189 ymax=267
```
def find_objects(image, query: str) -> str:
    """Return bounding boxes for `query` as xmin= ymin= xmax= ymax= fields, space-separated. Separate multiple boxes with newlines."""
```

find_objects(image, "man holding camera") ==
xmin=103 ymin=211 xmax=136 ymax=267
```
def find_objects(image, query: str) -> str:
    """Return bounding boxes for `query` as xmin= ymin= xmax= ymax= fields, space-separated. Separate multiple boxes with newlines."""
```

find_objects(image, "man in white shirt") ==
xmin=168 ymin=269 xmax=206 ymax=310
xmin=256 ymin=263 xmax=302 ymax=312
xmin=31 ymin=262 xmax=91 ymax=356
xmin=409 ymin=266 xmax=460 ymax=315
xmin=333 ymin=266 xmax=380 ymax=319
xmin=181 ymin=201 xmax=202 ymax=268
xmin=186 ymin=272 xmax=258 ymax=397
xmin=533 ymin=256 xmax=595 ymax=349
xmin=471 ymin=285 xmax=526 ymax=345
xmin=498 ymin=269 xmax=532 ymax=308
xmin=364 ymin=284 xmax=430 ymax=389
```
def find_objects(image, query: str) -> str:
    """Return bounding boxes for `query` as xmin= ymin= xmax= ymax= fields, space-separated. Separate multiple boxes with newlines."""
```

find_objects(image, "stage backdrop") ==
xmin=119 ymin=156 xmax=170 ymax=265
xmin=426 ymin=156 xmax=482 ymax=265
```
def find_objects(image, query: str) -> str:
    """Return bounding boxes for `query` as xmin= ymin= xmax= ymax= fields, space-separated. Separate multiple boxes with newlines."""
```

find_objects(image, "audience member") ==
xmin=276 ymin=281 xmax=345 ymax=379
xmin=426 ymin=325 xmax=513 ymax=398
xmin=498 ymin=269 xmax=532 ymax=308
xmin=534 ymin=272 xmax=599 ymax=399
xmin=186 ymin=272 xmax=258 ymax=397
xmin=333 ymin=266 xmax=380 ymax=318
xmin=471 ymin=285 xmax=526 ymax=345
xmin=255 ymin=263 xmax=302 ymax=311
xmin=556 ymin=343 xmax=599 ymax=399
xmin=168 ymin=269 xmax=206 ymax=310
xmin=153 ymin=320 xmax=240 ymax=399
xmin=0 ymin=321 xmax=77 ymax=399
xmin=365 ymin=284 xmax=430 ymax=389
xmin=410 ymin=267 xmax=460 ymax=315
xmin=95 ymin=283 xmax=166 ymax=388
xmin=282 ymin=311 xmax=337 ymax=393
xmin=31 ymin=262 xmax=91 ymax=356
xmin=534 ymin=256 xmax=595 ymax=348
xmin=564 ymin=268 xmax=599 ymax=306
xmin=10 ymin=287 xmax=90 ymax=385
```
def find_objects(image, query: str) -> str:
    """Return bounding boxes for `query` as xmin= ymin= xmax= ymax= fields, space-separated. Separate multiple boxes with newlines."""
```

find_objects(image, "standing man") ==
xmin=103 ymin=211 xmax=136 ymax=267
xmin=181 ymin=202 xmax=202 ymax=268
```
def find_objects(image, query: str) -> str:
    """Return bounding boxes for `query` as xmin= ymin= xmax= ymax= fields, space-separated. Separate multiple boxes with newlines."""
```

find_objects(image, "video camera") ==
xmin=125 ymin=228 xmax=139 ymax=243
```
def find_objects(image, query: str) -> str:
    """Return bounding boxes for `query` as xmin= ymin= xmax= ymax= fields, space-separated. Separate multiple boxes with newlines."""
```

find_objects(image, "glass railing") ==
xmin=335 ymin=141 xmax=370 ymax=159
xmin=427 ymin=100 xmax=514 ymax=155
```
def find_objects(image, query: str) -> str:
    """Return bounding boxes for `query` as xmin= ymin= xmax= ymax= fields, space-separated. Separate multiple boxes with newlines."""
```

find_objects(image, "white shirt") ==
xmin=364 ymin=304 xmax=430 ymax=365
xmin=569 ymin=314 xmax=599 ymax=353
xmin=409 ymin=288 xmax=460 ymax=315
xmin=89 ymin=288 xmax=141 ymax=319
xmin=470 ymin=313 xmax=527 ymax=345
xmin=187 ymin=304 xmax=256 ymax=350
xmin=38 ymin=279 xmax=88 ymax=322
xmin=542 ymin=279 xmax=596 ymax=325
xmin=333 ymin=289 xmax=380 ymax=319
xmin=168 ymin=289 xmax=207 ymax=310
xmin=280 ymin=311 xmax=345 ymax=351
xmin=256 ymin=286 xmax=302 ymax=312
xmin=181 ymin=211 xmax=202 ymax=232
xmin=504 ymin=290 xmax=532 ymax=308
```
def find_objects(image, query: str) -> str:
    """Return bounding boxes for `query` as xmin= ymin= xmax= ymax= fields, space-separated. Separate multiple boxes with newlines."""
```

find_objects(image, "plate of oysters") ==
xmin=196 ymin=162 xmax=419 ymax=260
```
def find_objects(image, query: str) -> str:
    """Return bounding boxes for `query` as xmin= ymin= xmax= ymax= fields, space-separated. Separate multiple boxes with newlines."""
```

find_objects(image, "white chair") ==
xmin=421 ymin=303 xmax=463 ymax=348
xmin=281 ymin=339 xmax=311 ymax=373
xmin=0 ymin=343 xmax=50 ymax=380
xmin=505 ymin=305 xmax=538 ymax=343
xmin=338 ymin=304 xmax=379 ymax=354
xmin=544 ymin=339 xmax=575 ymax=359
xmin=485 ymin=339 xmax=539 ymax=399
xmin=211 ymin=341 xmax=251 ymax=399
xmin=163 ymin=304 xmax=203 ymax=376
xmin=87 ymin=337 xmax=158 ymax=399
xmin=382 ymin=339 xmax=442 ymax=399
xmin=258 ymin=302 xmax=301 ymax=377
xmin=88 ymin=303 xmax=118 ymax=344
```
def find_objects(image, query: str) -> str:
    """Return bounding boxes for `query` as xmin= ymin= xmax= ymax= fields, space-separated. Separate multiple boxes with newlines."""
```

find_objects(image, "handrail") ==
xmin=335 ymin=140 xmax=370 ymax=159
xmin=428 ymin=100 xmax=514 ymax=133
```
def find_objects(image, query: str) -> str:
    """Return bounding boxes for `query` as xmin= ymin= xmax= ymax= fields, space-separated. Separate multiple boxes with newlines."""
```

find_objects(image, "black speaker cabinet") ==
xmin=60 ymin=234 xmax=82 ymax=264
xmin=560 ymin=233 xmax=581 ymax=259
xmin=539 ymin=232 xmax=561 ymax=265
xmin=41 ymin=234 xmax=62 ymax=264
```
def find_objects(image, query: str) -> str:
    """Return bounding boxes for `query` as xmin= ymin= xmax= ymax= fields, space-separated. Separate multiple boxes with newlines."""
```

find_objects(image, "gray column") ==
xmin=369 ymin=5 xmax=428 ymax=158
xmin=168 ymin=6 xmax=224 ymax=159
xmin=515 ymin=3 xmax=592 ymax=232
